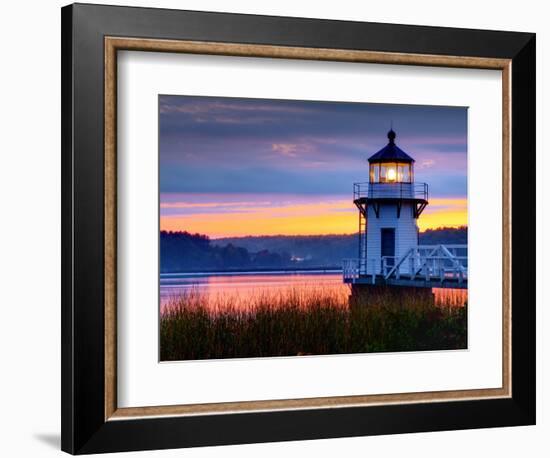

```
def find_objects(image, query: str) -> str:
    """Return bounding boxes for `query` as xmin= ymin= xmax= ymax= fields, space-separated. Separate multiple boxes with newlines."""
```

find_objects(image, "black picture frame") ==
xmin=61 ymin=3 xmax=535 ymax=454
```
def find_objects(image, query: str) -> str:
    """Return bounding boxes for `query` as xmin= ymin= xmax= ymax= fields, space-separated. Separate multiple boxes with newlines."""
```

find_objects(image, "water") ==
xmin=160 ymin=270 xmax=346 ymax=312
xmin=160 ymin=270 xmax=467 ymax=313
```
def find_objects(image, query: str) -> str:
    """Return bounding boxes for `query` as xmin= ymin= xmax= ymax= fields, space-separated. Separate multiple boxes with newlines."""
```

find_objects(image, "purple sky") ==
xmin=159 ymin=95 xmax=467 ymax=236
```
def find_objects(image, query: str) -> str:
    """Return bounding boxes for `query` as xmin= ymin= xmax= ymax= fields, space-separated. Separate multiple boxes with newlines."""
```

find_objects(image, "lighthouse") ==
xmin=355 ymin=129 xmax=428 ymax=276
xmin=343 ymin=129 xmax=467 ymax=294
xmin=343 ymin=129 xmax=429 ymax=304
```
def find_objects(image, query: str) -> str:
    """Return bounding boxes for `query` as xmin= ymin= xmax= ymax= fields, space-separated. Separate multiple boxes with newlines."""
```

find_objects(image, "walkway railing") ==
xmin=343 ymin=244 xmax=467 ymax=285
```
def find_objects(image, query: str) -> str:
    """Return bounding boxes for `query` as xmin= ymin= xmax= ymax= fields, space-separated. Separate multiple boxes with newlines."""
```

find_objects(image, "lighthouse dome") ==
xmin=368 ymin=130 xmax=415 ymax=164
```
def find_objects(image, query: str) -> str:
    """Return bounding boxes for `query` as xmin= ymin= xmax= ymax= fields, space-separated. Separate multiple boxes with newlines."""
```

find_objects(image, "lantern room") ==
xmin=368 ymin=129 xmax=414 ymax=184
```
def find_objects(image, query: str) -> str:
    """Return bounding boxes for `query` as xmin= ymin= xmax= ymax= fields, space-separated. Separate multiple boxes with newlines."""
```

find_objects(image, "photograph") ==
xmin=159 ymin=95 xmax=469 ymax=361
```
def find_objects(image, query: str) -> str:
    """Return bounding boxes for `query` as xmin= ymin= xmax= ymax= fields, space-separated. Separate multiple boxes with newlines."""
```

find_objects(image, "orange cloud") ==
xmin=160 ymin=197 xmax=467 ymax=237
xmin=160 ymin=201 xmax=272 ymax=209
xmin=161 ymin=200 xmax=356 ymax=237
xmin=162 ymin=212 xmax=356 ymax=238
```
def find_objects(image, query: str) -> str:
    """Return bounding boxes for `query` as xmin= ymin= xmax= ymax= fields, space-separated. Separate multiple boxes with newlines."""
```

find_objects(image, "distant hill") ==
xmin=159 ymin=227 xmax=467 ymax=273
xmin=419 ymin=226 xmax=468 ymax=245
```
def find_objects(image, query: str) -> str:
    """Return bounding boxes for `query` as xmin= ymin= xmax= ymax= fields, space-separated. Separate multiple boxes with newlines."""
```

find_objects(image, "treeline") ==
xmin=160 ymin=231 xmax=292 ymax=273
xmin=161 ymin=227 xmax=467 ymax=273
xmin=214 ymin=227 xmax=467 ymax=266
xmin=213 ymin=234 xmax=356 ymax=268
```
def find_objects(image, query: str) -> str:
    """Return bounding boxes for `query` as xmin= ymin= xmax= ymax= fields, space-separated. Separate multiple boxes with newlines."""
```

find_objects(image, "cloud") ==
xmin=271 ymin=142 xmax=315 ymax=158
xmin=419 ymin=159 xmax=436 ymax=169
xmin=161 ymin=194 xmax=354 ymax=218
xmin=160 ymin=200 xmax=272 ymax=209
xmin=271 ymin=143 xmax=299 ymax=157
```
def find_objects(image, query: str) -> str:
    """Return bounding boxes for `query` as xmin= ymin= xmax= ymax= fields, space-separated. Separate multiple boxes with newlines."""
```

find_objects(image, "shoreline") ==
xmin=160 ymin=268 xmax=343 ymax=277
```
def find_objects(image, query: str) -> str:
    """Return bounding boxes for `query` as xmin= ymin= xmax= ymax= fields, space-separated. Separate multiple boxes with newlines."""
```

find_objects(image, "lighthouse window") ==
xmin=380 ymin=163 xmax=398 ymax=183
xmin=370 ymin=164 xmax=380 ymax=183
xmin=398 ymin=164 xmax=411 ymax=183
xmin=371 ymin=162 xmax=412 ymax=183
xmin=380 ymin=164 xmax=387 ymax=182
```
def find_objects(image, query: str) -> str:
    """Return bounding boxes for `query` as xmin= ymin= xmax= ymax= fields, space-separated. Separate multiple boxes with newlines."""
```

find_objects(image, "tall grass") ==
xmin=160 ymin=287 xmax=467 ymax=361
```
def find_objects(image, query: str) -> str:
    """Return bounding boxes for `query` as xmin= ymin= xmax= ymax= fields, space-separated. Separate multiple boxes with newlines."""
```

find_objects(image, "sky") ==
xmin=159 ymin=95 xmax=467 ymax=238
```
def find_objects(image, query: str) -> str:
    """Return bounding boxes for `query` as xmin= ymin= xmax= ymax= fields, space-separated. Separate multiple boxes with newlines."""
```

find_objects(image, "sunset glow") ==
xmin=160 ymin=96 xmax=468 ymax=238
xmin=418 ymin=198 xmax=468 ymax=231
xmin=160 ymin=194 xmax=467 ymax=238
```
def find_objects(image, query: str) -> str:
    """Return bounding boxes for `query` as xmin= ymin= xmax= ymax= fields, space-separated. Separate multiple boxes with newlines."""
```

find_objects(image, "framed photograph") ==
xmin=61 ymin=3 xmax=536 ymax=454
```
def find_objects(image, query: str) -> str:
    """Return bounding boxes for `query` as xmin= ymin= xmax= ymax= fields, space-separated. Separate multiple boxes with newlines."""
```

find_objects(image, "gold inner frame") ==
xmin=104 ymin=37 xmax=512 ymax=421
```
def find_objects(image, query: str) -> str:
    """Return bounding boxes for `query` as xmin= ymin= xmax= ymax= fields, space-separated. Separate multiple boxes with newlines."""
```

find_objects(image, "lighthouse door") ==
xmin=381 ymin=228 xmax=396 ymax=267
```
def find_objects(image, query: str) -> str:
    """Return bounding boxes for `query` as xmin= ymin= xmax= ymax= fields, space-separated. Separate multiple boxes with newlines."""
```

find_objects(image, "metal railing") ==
xmin=353 ymin=182 xmax=428 ymax=201
xmin=343 ymin=244 xmax=467 ymax=285
xmin=343 ymin=257 xmax=396 ymax=283
xmin=385 ymin=245 xmax=467 ymax=284
xmin=343 ymin=258 xmax=378 ymax=284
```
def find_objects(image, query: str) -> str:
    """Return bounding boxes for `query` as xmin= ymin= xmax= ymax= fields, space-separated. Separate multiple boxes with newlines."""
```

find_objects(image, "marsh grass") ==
xmin=160 ymin=287 xmax=467 ymax=361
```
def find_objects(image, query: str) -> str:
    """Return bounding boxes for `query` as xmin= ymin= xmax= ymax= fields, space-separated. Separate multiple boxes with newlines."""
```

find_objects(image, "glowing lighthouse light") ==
xmin=386 ymin=167 xmax=397 ymax=182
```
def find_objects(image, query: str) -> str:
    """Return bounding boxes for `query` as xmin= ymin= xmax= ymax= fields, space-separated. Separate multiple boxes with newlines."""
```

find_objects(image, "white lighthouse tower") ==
xmin=354 ymin=129 xmax=428 ymax=276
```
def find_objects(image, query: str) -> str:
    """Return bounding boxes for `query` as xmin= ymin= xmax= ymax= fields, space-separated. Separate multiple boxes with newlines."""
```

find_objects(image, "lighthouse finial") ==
xmin=388 ymin=124 xmax=396 ymax=144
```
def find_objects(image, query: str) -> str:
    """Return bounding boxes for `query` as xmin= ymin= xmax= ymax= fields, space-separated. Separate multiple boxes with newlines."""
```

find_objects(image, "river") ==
xmin=160 ymin=270 xmax=466 ymax=313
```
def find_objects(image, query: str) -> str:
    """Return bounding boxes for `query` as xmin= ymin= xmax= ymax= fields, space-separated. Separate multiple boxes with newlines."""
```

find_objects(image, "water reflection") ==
xmin=160 ymin=271 xmax=467 ymax=313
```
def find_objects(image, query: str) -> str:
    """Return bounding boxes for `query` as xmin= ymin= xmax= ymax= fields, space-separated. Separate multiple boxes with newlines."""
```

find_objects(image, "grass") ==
xmin=160 ymin=287 xmax=467 ymax=361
